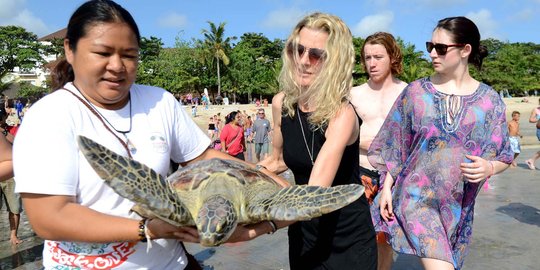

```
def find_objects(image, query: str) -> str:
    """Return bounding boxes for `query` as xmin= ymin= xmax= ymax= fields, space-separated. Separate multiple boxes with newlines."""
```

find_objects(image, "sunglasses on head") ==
xmin=287 ymin=43 xmax=326 ymax=64
xmin=426 ymin=42 xmax=466 ymax=55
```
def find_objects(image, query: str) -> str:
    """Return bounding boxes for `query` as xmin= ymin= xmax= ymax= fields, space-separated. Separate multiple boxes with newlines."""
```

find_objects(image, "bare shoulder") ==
xmin=271 ymin=92 xmax=285 ymax=126
xmin=350 ymin=83 xmax=370 ymax=98
xmin=272 ymin=92 xmax=285 ymax=109
xmin=397 ymin=80 xmax=408 ymax=89
xmin=349 ymin=83 xmax=372 ymax=108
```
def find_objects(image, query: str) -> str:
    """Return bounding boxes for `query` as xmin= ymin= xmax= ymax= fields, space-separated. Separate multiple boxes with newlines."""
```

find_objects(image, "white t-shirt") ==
xmin=14 ymin=82 xmax=210 ymax=269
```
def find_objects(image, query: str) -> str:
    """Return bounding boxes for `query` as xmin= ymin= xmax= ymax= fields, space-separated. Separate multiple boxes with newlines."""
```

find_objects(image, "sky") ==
xmin=1 ymin=0 xmax=540 ymax=55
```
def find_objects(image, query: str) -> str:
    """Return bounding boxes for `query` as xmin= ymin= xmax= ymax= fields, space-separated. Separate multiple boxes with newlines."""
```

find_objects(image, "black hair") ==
xmin=435 ymin=16 xmax=488 ymax=70
xmin=51 ymin=0 xmax=140 ymax=90
xmin=226 ymin=111 xmax=239 ymax=124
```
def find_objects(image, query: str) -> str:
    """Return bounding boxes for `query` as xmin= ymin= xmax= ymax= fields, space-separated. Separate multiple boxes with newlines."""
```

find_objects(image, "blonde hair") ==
xmin=279 ymin=12 xmax=354 ymax=129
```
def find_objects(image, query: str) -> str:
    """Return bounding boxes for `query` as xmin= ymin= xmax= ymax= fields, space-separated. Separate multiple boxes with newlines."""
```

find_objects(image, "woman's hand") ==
xmin=224 ymin=222 xmax=267 ymax=244
xmin=379 ymin=187 xmax=394 ymax=222
xmin=144 ymin=219 xmax=200 ymax=243
xmin=460 ymin=155 xmax=493 ymax=183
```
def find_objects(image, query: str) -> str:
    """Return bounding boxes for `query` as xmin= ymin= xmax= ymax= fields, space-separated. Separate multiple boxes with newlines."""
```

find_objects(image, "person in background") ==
xmin=220 ymin=111 xmax=246 ymax=160
xmin=350 ymin=31 xmax=408 ymax=270
xmin=259 ymin=12 xmax=377 ymax=269
xmin=507 ymin=111 xmax=522 ymax=167
xmin=0 ymin=120 xmax=13 ymax=181
xmin=368 ymin=16 xmax=513 ymax=270
xmin=252 ymin=108 xmax=272 ymax=162
xmin=1 ymin=112 xmax=21 ymax=245
xmin=525 ymin=97 xmax=540 ymax=170
xmin=13 ymin=1 xmax=286 ymax=269
xmin=208 ymin=116 xmax=216 ymax=141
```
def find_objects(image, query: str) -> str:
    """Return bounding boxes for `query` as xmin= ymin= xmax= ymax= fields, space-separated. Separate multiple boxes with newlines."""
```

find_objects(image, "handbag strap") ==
xmin=226 ymin=125 xmax=241 ymax=149
xmin=60 ymin=88 xmax=133 ymax=159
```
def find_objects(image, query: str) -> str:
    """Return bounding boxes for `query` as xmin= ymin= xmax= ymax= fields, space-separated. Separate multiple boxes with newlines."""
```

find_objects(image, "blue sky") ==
xmin=2 ymin=0 xmax=539 ymax=54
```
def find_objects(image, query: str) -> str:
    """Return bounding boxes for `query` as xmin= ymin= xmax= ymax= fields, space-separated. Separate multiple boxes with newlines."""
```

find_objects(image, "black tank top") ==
xmin=281 ymin=105 xmax=376 ymax=269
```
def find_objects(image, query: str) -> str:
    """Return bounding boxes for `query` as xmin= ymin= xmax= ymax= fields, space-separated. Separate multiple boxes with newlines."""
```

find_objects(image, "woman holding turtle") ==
xmin=13 ymin=1 xmax=286 ymax=269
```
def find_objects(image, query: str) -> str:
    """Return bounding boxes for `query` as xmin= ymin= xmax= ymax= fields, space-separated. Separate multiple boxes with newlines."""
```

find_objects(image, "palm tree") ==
xmin=201 ymin=21 xmax=232 ymax=98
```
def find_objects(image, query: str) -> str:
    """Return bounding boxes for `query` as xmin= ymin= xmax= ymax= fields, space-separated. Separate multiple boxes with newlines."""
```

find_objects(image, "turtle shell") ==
xmin=168 ymin=158 xmax=279 ymax=191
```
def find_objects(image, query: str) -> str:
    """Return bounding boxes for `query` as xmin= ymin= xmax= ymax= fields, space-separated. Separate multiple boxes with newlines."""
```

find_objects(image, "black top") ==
xmin=281 ymin=105 xmax=376 ymax=270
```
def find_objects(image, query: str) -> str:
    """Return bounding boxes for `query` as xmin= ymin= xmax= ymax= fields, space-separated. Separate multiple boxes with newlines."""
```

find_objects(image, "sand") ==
xmin=185 ymin=97 xmax=540 ymax=146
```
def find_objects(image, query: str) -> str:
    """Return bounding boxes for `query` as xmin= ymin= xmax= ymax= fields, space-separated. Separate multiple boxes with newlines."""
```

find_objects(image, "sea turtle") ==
xmin=77 ymin=135 xmax=365 ymax=246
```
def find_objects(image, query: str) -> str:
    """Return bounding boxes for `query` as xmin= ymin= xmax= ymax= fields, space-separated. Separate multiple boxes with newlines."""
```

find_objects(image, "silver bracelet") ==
xmin=255 ymin=164 xmax=267 ymax=171
xmin=267 ymin=220 xmax=277 ymax=234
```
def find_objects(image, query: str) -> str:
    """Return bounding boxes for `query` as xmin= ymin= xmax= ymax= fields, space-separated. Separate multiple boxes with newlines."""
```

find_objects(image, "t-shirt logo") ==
xmin=48 ymin=241 xmax=137 ymax=269
xmin=150 ymin=133 xmax=168 ymax=153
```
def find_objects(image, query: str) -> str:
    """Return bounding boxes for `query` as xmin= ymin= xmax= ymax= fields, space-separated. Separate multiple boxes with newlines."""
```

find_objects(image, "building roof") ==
xmin=38 ymin=28 xmax=67 ymax=41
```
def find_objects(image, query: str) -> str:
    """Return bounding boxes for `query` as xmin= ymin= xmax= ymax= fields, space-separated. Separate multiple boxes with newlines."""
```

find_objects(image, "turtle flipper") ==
xmin=247 ymin=184 xmax=365 ymax=221
xmin=77 ymin=135 xmax=194 ymax=226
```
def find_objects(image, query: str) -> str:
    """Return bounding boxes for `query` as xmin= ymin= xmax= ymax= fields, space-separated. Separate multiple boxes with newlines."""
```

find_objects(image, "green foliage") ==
xmin=17 ymin=81 xmax=49 ymax=99
xmin=352 ymin=36 xmax=367 ymax=85
xmin=397 ymin=39 xmax=432 ymax=83
xmin=43 ymin=37 xmax=64 ymax=58
xmin=140 ymin=36 xmax=163 ymax=62
xmin=224 ymin=33 xmax=283 ymax=101
xmin=0 ymin=25 xmax=46 ymax=79
xmin=4 ymin=24 xmax=540 ymax=102
xmin=479 ymin=41 xmax=540 ymax=96
xmin=201 ymin=21 xmax=235 ymax=97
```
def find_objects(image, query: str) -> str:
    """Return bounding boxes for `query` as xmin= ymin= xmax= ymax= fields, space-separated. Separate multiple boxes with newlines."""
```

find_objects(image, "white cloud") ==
xmin=0 ymin=0 xmax=24 ymax=19
xmin=157 ymin=12 xmax=188 ymax=28
xmin=466 ymin=9 xmax=500 ymax=39
xmin=352 ymin=11 xmax=394 ymax=38
xmin=0 ymin=0 xmax=49 ymax=37
xmin=262 ymin=8 xmax=305 ymax=30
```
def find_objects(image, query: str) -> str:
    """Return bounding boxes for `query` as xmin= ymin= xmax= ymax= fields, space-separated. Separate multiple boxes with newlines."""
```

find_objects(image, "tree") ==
xmin=201 ymin=21 xmax=233 ymax=97
xmin=17 ymin=81 xmax=49 ymax=99
xmin=225 ymin=33 xmax=283 ymax=102
xmin=139 ymin=36 xmax=163 ymax=62
xmin=0 ymin=26 xmax=46 ymax=79
xmin=397 ymin=39 xmax=431 ymax=83
xmin=479 ymin=41 xmax=540 ymax=96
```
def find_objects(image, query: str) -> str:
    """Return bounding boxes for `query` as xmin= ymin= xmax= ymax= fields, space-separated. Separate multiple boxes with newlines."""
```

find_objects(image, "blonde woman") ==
xmin=259 ymin=12 xmax=377 ymax=269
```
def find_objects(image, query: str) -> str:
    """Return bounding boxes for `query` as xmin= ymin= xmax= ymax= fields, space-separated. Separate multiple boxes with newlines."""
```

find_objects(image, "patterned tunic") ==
xmin=368 ymin=77 xmax=513 ymax=269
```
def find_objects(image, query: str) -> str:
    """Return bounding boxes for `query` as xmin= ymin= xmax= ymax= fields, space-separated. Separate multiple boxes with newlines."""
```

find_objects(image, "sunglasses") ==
xmin=287 ymin=43 xmax=326 ymax=64
xmin=426 ymin=42 xmax=466 ymax=55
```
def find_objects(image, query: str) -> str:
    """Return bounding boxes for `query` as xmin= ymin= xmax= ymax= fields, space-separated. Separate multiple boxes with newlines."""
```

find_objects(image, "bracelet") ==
xmin=488 ymin=161 xmax=495 ymax=177
xmin=138 ymin=219 xmax=147 ymax=242
xmin=267 ymin=220 xmax=277 ymax=234
xmin=255 ymin=164 xmax=267 ymax=171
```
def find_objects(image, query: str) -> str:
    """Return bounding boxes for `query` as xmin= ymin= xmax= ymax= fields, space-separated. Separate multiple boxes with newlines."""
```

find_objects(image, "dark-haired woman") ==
xmin=368 ymin=16 xmax=513 ymax=270
xmin=13 ymin=1 xmax=287 ymax=269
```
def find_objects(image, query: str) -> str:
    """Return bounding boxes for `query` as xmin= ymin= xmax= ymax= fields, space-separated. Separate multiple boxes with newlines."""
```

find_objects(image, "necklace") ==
xmin=296 ymin=106 xmax=314 ymax=165
xmin=74 ymin=87 xmax=137 ymax=155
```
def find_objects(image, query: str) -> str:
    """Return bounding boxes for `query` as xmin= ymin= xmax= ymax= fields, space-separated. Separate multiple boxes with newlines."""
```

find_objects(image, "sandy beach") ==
xmin=186 ymin=96 xmax=540 ymax=146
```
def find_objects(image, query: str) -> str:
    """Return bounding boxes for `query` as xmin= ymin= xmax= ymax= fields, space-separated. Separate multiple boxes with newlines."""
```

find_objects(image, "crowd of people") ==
xmin=1 ymin=0 xmax=539 ymax=269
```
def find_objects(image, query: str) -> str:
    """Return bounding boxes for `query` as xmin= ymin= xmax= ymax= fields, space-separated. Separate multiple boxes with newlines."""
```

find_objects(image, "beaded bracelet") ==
xmin=267 ymin=220 xmax=277 ymax=234
xmin=138 ymin=219 xmax=147 ymax=242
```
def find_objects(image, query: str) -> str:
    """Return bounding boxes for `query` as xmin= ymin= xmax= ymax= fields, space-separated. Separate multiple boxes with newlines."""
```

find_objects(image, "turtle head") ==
xmin=197 ymin=195 xmax=238 ymax=246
